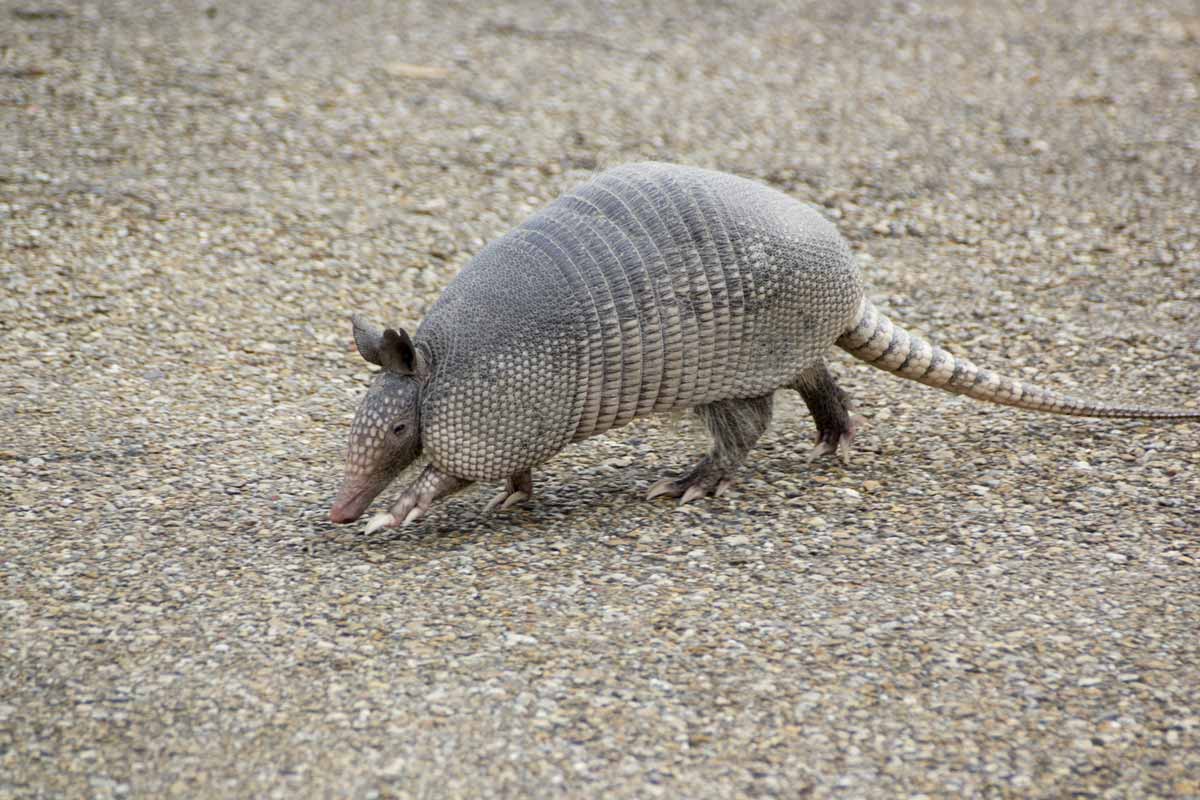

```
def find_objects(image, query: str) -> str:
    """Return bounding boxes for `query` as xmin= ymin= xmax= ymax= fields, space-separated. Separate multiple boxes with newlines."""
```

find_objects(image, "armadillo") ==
xmin=329 ymin=162 xmax=1198 ymax=530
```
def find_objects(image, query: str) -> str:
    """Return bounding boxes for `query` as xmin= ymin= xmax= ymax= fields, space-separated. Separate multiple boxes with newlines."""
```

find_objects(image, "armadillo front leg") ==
xmin=484 ymin=469 xmax=533 ymax=513
xmin=365 ymin=465 xmax=471 ymax=532
xmin=790 ymin=362 xmax=862 ymax=464
xmin=647 ymin=394 xmax=774 ymax=504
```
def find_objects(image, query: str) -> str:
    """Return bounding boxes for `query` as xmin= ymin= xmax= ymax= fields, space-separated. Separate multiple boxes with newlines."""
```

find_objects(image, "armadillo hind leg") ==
xmin=365 ymin=465 xmax=471 ymax=532
xmin=789 ymin=362 xmax=864 ymax=465
xmin=646 ymin=393 xmax=774 ymax=504
xmin=484 ymin=469 xmax=533 ymax=513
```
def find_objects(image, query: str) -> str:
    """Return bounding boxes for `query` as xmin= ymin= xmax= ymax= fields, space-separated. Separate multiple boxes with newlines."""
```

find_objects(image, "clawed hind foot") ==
xmin=646 ymin=394 xmax=772 ymax=505
xmin=646 ymin=457 xmax=735 ymax=504
xmin=793 ymin=362 xmax=862 ymax=466
xmin=806 ymin=413 xmax=864 ymax=465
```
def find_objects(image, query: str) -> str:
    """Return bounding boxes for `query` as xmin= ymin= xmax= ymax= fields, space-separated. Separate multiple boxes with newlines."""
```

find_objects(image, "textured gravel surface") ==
xmin=3 ymin=1 xmax=1199 ymax=797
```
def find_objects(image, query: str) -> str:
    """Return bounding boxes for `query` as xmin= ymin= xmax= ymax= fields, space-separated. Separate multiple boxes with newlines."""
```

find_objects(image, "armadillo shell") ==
xmin=417 ymin=162 xmax=862 ymax=481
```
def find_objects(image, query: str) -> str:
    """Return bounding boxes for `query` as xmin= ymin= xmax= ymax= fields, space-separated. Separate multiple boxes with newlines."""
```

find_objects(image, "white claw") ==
xmin=679 ymin=484 xmax=708 ymax=505
xmin=713 ymin=479 xmax=733 ymax=498
xmin=484 ymin=489 xmax=526 ymax=513
xmin=499 ymin=491 xmax=530 ymax=511
xmin=364 ymin=512 xmax=396 ymax=534
xmin=646 ymin=477 xmax=678 ymax=501
xmin=837 ymin=433 xmax=854 ymax=465
xmin=402 ymin=506 xmax=425 ymax=526
xmin=806 ymin=441 xmax=836 ymax=463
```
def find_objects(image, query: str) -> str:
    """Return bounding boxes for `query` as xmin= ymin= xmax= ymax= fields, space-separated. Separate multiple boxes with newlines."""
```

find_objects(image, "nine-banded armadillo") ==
xmin=329 ymin=162 xmax=1198 ymax=530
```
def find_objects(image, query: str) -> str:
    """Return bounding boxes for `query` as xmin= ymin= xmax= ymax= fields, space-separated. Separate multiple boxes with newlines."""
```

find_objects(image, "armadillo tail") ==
xmin=836 ymin=298 xmax=1200 ymax=420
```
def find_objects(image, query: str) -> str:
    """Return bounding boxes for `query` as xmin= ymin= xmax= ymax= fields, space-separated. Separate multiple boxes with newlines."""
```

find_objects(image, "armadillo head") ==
xmin=329 ymin=316 xmax=428 ymax=524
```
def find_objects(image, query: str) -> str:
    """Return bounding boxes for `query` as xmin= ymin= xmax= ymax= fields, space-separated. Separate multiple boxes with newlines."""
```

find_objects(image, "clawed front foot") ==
xmin=806 ymin=413 xmax=865 ymax=465
xmin=646 ymin=456 xmax=734 ymax=504
xmin=364 ymin=465 xmax=470 ymax=532
xmin=484 ymin=469 xmax=533 ymax=513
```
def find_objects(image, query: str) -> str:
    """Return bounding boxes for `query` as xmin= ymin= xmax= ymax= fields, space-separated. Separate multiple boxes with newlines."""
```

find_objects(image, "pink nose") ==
xmin=329 ymin=504 xmax=361 ymax=524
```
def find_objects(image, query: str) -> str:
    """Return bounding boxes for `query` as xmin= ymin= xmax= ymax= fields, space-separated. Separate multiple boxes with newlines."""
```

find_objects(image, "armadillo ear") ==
xmin=351 ymin=315 xmax=387 ymax=367
xmin=378 ymin=327 xmax=417 ymax=376
xmin=352 ymin=315 xmax=422 ymax=376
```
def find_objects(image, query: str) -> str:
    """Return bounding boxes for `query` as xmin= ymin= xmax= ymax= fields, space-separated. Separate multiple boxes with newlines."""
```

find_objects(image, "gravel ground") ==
xmin=3 ymin=1 xmax=1199 ymax=797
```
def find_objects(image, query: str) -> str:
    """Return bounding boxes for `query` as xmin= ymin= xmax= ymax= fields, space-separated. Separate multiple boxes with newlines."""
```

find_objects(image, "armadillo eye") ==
xmin=392 ymin=423 xmax=407 ymax=436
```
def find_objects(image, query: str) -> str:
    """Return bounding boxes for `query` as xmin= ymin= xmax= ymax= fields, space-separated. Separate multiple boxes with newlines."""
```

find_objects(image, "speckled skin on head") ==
xmin=329 ymin=319 xmax=433 ymax=523
xmin=330 ymin=162 xmax=1200 ymax=529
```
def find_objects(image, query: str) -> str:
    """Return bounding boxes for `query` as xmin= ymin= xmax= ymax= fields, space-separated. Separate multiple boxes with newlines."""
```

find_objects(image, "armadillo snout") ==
xmin=329 ymin=449 xmax=413 ymax=524
xmin=329 ymin=499 xmax=363 ymax=524
xmin=330 ymin=472 xmax=386 ymax=522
